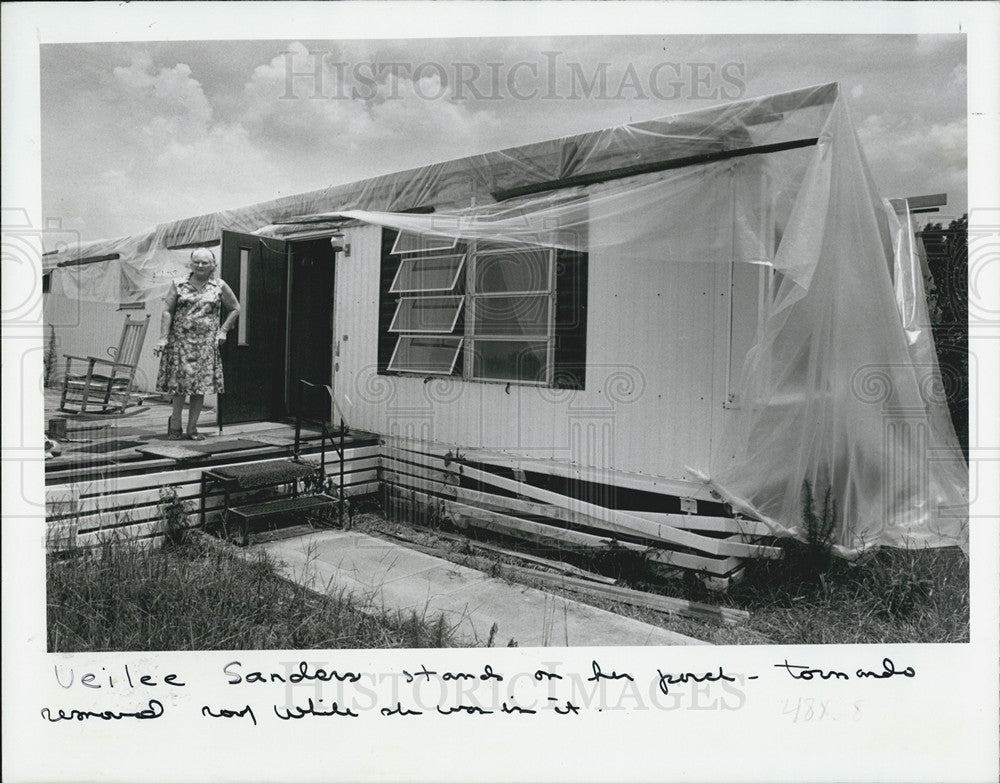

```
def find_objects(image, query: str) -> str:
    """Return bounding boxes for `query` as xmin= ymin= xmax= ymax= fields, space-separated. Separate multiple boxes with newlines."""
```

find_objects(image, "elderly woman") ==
xmin=153 ymin=248 xmax=240 ymax=440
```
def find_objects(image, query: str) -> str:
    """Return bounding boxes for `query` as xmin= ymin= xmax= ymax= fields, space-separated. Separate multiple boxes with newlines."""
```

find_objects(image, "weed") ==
xmin=443 ymin=449 xmax=466 ymax=468
xmin=801 ymin=479 xmax=836 ymax=575
xmin=44 ymin=324 xmax=58 ymax=388
xmin=426 ymin=497 xmax=449 ymax=530
xmin=159 ymin=486 xmax=192 ymax=548
xmin=714 ymin=541 xmax=968 ymax=644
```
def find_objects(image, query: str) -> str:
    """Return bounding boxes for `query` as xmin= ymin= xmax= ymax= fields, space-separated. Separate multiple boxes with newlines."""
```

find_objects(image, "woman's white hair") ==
xmin=190 ymin=247 xmax=217 ymax=264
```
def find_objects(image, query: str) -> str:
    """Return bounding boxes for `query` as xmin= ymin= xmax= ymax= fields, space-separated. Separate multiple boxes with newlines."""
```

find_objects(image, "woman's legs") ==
xmin=187 ymin=394 xmax=205 ymax=435
xmin=169 ymin=395 xmax=185 ymax=437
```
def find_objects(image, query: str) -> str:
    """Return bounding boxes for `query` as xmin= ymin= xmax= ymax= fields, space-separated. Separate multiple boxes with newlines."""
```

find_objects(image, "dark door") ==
xmin=219 ymin=230 xmax=288 ymax=424
xmin=287 ymin=238 xmax=336 ymax=422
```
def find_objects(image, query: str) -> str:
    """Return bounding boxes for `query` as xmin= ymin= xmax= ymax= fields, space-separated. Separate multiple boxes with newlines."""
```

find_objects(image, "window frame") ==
xmin=387 ymin=335 xmax=464 ymax=375
xmin=463 ymin=242 xmax=557 ymax=386
xmin=380 ymin=230 xmax=584 ymax=389
xmin=389 ymin=232 xmax=459 ymax=256
xmin=388 ymin=251 xmax=467 ymax=294
xmin=388 ymin=295 xmax=465 ymax=334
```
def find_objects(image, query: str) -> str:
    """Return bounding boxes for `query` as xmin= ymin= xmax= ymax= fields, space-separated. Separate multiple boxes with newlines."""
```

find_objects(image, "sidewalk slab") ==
xmin=258 ymin=530 xmax=707 ymax=647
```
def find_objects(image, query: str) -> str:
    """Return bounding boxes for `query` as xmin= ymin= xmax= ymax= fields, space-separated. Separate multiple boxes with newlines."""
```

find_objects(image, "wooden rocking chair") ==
xmin=59 ymin=314 xmax=151 ymax=414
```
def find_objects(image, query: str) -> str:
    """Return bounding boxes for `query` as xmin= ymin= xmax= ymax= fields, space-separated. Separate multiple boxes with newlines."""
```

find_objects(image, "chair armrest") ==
xmin=63 ymin=355 xmax=97 ymax=375
xmin=64 ymin=354 xmax=124 ymax=367
xmin=85 ymin=356 xmax=121 ymax=369
xmin=63 ymin=355 xmax=132 ymax=378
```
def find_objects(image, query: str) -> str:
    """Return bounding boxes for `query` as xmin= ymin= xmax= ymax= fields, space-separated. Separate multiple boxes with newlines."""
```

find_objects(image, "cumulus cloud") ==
xmin=239 ymin=42 xmax=505 ymax=173
xmin=112 ymin=55 xmax=212 ymax=126
xmin=41 ymin=36 xmax=969 ymax=241
xmin=44 ymin=50 xmax=287 ymax=236
xmin=857 ymin=112 xmax=966 ymax=206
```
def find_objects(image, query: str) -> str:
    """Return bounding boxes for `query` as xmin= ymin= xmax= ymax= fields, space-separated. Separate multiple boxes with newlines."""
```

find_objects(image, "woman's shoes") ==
xmin=167 ymin=421 xmax=205 ymax=441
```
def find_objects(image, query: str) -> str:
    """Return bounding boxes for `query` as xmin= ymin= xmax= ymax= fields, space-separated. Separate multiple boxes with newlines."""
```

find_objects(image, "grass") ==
xmin=47 ymin=532 xmax=462 ymax=652
xmin=706 ymin=540 xmax=969 ymax=645
xmin=545 ymin=537 xmax=969 ymax=645
xmin=369 ymin=496 xmax=969 ymax=646
xmin=47 ymin=493 xmax=970 ymax=650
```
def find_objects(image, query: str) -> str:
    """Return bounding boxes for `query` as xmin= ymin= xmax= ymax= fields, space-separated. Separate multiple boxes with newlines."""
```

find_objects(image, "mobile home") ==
xmin=43 ymin=83 xmax=968 ymax=554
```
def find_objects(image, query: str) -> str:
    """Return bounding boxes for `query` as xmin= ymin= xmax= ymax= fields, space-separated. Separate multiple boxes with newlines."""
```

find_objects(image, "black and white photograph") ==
xmin=3 ymin=3 xmax=998 ymax=782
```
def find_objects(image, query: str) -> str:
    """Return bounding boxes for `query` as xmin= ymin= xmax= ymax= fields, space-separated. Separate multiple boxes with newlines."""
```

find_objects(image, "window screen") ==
xmin=379 ymin=229 xmax=587 ymax=388
xmin=390 ymin=232 xmax=459 ymax=255
xmin=472 ymin=340 xmax=548 ymax=383
xmin=389 ymin=253 xmax=465 ymax=293
xmin=388 ymin=336 xmax=463 ymax=374
xmin=474 ymin=245 xmax=550 ymax=293
xmin=389 ymin=296 xmax=464 ymax=333
xmin=473 ymin=295 xmax=550 ymax=337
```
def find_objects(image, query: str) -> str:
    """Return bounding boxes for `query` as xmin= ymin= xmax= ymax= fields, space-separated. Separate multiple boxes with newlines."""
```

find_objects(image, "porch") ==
xmin=43 ymin=388 xmax=775 ymax=587
xmin=44 ymin=388 xmax=380 ymax=550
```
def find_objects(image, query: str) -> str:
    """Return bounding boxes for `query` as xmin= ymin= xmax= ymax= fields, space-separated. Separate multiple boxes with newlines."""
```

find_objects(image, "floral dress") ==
xmin=156 ymin=277 xmax=225 ymax=395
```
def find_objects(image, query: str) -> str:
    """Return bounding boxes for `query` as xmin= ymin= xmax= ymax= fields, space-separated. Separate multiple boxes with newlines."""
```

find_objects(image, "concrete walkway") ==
xmin=259 ymin=530 xmax=707 ymax=647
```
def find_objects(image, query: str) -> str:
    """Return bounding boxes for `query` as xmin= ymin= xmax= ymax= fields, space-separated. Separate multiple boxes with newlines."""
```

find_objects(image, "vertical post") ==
xmin=339 ymin=418 xmax=345 ymax=524
xmin=294 ymin=379 xmax=302 ymax=461
xmin=199 ymin=473 xmax=207 ymax=529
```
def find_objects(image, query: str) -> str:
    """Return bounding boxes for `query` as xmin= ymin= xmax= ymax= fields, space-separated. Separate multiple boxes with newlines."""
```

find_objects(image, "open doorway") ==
xmin=286 ymin=238 xmax=335 ymax=422
xmin=219 ymin=231 xmax=335 ymax=426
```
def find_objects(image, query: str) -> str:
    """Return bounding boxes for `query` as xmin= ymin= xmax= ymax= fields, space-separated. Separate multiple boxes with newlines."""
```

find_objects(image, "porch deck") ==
xmin=43 ymin=391 xmax=766 ymax=585
xmin=44 ymin=389 xmax=376 ymax=482
xmin=43 ymin=389 xmax=381 ymax=549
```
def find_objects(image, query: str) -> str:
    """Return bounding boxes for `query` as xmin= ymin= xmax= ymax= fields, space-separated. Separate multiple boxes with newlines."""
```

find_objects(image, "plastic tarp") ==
xmin=43 ymin=82 xmax=967 ymax=553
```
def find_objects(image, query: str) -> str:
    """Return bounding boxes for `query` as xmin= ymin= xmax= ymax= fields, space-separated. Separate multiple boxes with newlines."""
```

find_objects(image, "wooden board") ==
xmin=134 ymin=444 xmax=204 ymax=460
xmin=48 ymin=481 xmax=378 ymax=553
xmin=382 ymin=468 xmax=772 ymax=546
xmin=625 ymin=510 xmax=774 ymax=537
xmin=61 ymin=469 xmax=379 ymax=534
xmin=386 ymin=435 xmax=719 ymax=503
xmin=382 ymin=471 xmax=754 ymax=573
xmin=48 ymin=454 xmax=380 ymax=520
xmin=46 ymin=434 xmax=379 ymax=485
xmin=47 ymin=452 xmax=377 ymax=537
xmin=383 ymin=442 xmax=778 ymax=553
xmin=381 ymin=446 xmax=462 ymax=478
xmin=450 ymin=463 xmax=782 ymax=559
xmin=379 ymin=456 xmax=461 ymax=487
xmin=240 ymin=434 xmax=296 ymax=447
xmin=386 ymin=485 xmax=744 ymax=576
xmin=47 ymin=445 xmax=380 ymax=503
xmin=499 ymin=564 xmax=749 ymax=625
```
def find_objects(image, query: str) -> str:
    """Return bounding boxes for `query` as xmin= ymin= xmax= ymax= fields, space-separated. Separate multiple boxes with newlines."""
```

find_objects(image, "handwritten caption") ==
xmin=40 ymin=657 xmax=914 ymax=726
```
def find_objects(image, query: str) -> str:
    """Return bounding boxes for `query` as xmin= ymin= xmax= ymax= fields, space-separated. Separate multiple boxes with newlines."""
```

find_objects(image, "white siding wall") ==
xmin=43 ymin=293 xmax=162 ymax=394
xmin=334 ymin=223 xmax=751 ymax=484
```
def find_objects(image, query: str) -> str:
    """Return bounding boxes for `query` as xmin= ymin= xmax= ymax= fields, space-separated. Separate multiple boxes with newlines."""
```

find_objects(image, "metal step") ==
xmin=229 ymin=493 xmax=339 ymax=546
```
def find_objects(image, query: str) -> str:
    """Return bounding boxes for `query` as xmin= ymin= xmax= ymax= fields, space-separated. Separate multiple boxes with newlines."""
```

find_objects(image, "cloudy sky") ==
xmin=40 ymin=34 xmax=967 ymax=242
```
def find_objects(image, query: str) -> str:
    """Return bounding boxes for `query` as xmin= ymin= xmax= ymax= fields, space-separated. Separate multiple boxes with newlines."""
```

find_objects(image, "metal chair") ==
xmin=59 ymin=314 xmax=151 ymax=413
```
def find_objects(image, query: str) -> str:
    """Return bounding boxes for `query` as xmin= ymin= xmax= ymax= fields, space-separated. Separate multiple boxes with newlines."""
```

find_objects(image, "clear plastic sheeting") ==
xmin=705 ymin=99 xmax=967 ymax=555
xmin=47 ymin=83 xmax=836 ymax=300
xmin=43 ymin=81 xmax=968 ymax=552
xmin=45 ymin=229 xmax=201 ymax=304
